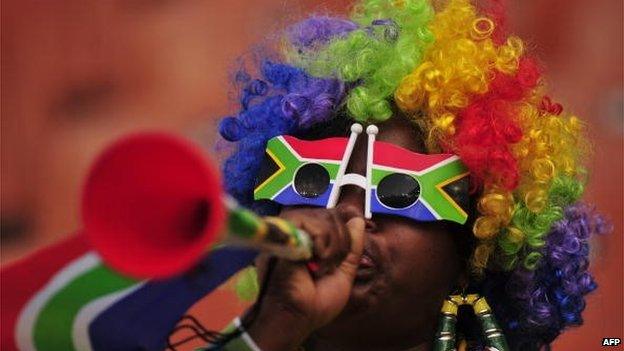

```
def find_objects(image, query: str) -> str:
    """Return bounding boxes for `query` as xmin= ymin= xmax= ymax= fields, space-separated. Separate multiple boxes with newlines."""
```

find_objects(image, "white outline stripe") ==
xmin=300 ymin=157 xmax=342 ymax=165
xmin=277 ymin=136 xmax=349 ymax=165
xmin=365 ymin=126 xmax=378 ymax=219
xmin=270 ymin=182 xmax=294 ymax=201
xmin=233 ymin=317 xmax=262 ymax=351
xmin=16 ymin=253 xmax=101 ymax=351
xmin=276 ymin=136 xmax=302 ymax=160
xmin=418 ymin=156 xmax=461 ymax=174
xmin=272 ymin=180 xmax=340 ymax=202
xmin=419 ymin=198 xmax=442 ymax=220
xmin=72 ymin=283 xmax=145 ymax=351
xmin=371 ymin=155 xmax=461 ymax=176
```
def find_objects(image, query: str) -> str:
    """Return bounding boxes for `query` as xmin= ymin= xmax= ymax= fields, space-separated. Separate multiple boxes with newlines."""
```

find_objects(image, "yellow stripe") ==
xmin=254 ymin=148 xmax=287 ymax=194
xmin=254 ymin=221 xmax=269 ymax=242
xmin=435 ymin=171 xmax=469 ymax=219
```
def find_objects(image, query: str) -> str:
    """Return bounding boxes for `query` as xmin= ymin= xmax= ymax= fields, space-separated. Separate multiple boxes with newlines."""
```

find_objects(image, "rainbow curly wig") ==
xmin=218 ymin=0 xmax=608 ymax=349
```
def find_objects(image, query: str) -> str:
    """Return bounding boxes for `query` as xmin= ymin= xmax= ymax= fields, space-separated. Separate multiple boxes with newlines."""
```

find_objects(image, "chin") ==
xmin=314 ymin=280 xmax=388 ymax=343
xmin=343 ymin=275 xmax=387 ymax=315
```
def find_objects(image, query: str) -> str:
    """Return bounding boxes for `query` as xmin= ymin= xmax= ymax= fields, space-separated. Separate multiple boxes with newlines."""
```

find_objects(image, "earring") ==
xmin=433 ymin=293 xmax=509 ymax=351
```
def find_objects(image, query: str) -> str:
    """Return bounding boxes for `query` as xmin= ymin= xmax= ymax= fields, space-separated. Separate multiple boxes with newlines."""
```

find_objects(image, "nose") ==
xmin=335 ymin=185 xmax=377 ymax=232
xmin=335 ymin=183 xmax=363 ymax=213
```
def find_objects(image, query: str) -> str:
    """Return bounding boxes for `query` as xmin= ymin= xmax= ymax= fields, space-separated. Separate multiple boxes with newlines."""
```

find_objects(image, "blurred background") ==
xmin=1 ymin=0 xmax=622 ymax=350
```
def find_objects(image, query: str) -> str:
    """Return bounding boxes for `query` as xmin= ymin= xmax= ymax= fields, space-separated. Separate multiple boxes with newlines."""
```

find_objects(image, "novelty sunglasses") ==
xmin=254 ymin=124 xmax=470 ymax=224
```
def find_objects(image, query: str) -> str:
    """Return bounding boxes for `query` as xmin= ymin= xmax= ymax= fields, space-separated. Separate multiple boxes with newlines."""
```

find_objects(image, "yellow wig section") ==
xmin=395 ymin=0 xmax=587 ymax=273
xmin=395 ymin=0 xmax=523 ymax=152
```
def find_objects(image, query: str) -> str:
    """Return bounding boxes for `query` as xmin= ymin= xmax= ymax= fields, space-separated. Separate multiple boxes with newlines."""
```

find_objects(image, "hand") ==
xmin=247 ymin=207 xmax=366 ymax=351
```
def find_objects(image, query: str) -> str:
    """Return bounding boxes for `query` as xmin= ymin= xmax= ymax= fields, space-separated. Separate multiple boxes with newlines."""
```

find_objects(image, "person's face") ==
xmin=287 ymin=115 xmax=470 ymax=349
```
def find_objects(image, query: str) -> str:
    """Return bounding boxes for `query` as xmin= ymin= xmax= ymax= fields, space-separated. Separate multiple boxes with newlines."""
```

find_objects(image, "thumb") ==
xmin=338 ymin=217 xmax=365 ymax=277
xmin=315 ymin=217 xmax=365 ymax=290
xmin=309 ymin=217 xmax=366 ymax=328
xmin=314 ymin=217 xmax=365 ymax=304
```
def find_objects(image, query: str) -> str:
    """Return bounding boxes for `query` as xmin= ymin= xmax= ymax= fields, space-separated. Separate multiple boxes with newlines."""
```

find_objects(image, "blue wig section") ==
xmin=220 ymin=61 xmax=347 ymax=211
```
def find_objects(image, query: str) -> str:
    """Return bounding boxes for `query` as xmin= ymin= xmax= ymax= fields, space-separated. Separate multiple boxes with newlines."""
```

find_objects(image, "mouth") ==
xmin=354 ymin=242 xmax=379 ymax=285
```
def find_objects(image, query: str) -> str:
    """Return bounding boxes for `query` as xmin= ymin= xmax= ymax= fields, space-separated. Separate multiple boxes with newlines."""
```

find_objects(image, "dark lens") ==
xmin=294 ymin=163 xmax=330 ymax=198
xmin=377 ymin=173 xmax=420 ymax=209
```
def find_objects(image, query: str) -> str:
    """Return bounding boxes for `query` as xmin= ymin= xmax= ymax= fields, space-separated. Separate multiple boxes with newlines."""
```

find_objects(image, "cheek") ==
xmin=384 ymin=223 xmax=462 ymax=298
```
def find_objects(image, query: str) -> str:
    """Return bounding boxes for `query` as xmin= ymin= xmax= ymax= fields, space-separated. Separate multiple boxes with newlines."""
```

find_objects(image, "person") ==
xmin=239 ymin=114 xmax=477 ymax=351
xmin=212 ymin=0 xmax=609 ymax=350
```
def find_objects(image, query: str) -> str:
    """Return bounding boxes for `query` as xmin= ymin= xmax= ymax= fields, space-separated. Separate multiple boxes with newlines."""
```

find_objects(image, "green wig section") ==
xmin=497 ymin=176 xmax=585 ymax=270
xmin=288 ymin=0 xmax=435 ymax=122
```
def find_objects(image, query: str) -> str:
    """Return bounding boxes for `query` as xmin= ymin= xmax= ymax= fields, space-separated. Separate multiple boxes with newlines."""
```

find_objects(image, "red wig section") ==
xmin=453 ymin=57 xmax=541 ymax=190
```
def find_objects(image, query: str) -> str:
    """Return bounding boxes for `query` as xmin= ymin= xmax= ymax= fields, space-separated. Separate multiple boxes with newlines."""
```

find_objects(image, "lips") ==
xmin=358 ymin=252 xmax=375 ymax=268
xmin=355 ymin=242 xmax=379 ymax=283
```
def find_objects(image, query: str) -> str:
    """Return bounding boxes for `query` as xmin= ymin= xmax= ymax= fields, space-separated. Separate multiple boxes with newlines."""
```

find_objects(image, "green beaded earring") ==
xmin=433 ymin=293 xmax=509 ymax=351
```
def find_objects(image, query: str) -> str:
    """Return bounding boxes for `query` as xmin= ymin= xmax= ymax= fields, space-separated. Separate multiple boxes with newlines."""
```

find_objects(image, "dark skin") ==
xmin=248 ymin=115 xmax=468 ymax=351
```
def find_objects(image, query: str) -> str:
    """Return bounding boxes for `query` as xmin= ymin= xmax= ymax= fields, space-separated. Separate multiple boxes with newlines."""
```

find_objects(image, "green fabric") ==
xmin=33 ymin=265 xmax=136 ymax=351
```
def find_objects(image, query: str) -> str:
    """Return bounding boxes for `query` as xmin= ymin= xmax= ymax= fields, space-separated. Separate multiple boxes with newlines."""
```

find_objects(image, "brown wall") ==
xmin=1 ymin=1 xmax=621 ymax=350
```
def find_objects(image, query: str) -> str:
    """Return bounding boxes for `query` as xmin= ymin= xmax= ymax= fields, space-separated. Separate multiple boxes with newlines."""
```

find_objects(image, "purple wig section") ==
xmin=287 ymin=16 xmax=358 ymax=50
xmin=483 ymin=202 xmax=609 ymax=350
xmin=220 ymin=16 xmax=360 ymax=210
xmin=219 ymin=61 xmax=346 ymax=211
